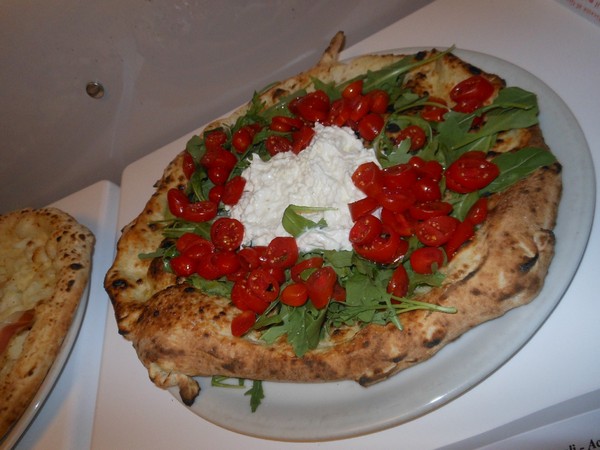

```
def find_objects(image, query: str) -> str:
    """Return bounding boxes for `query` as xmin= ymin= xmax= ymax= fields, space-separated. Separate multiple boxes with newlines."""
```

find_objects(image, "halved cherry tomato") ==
xmin=211 ymin=251 xmax=241 ymax=276
xmin=349 ymin=215 xmax=382 ymax=245
xmin=331 ymin=282 xmax=347 ymax=302
xmin=327 ymin=98 xmax=352 ymax=127
xmin=376 ymin=186 xmax=415 ymax=213
xmin=291 ymin=126 xmax=315 ymax=154
xmin=411 ymin=177 xmax=442 ymax=202
xmin=183 ymin=240 xmax=215 ymax=260
xmin=280 ymin=283 xmax=309 ymax=307
xmin=200 ymin=146 xmax=237 ymax=171
xmin=291 ymin=90 xmax=330 ymax=123
xmin=247 ymin=268 xmax=280 ymax=303
xmin=305 ymin=266 xmax=337 ymax=309
xmin=270 ymin=115 xmax=304 ymax=132
xmin=263 ymin=237 xmax=299 ymax=269
xmin=181 ymin=200 xmax=218 ymax=223
xmin=221 ymin=176 xmax=246 ymax=206
xmin=410 ymin=247 xmax=445 ymax=274
xmin=182 ymin=152 xmax=196 ymax=179
xmin=408 ymin=201 xmax=453 ymax=221
xmin=207 ymin=165 xmax=231 ymax=185
xmin=367 ymin=89 xmax=390 ymax=114
xmin=169 ymin=254 xmax=196 ymax=277
xmin=415 ymin=215 xmax=460 ymax=247
xmin=342 ymin=79 xmax=363 ymax=100
xmin=204 ymin=129 xmax=228 ymax=152
xmin=466 ymin=197 xmax=489 ymax=225
xmin=348 ymin=196 xmax=379 ymax=222
xmin=291 ymin=256 xmax=324 ymax=283
xmin=210 ymin=218 xmax=244 ymax=252
xmin=445 ymin=220 xmax=475 ymax=259
xmin=445 ymin=156 xmax=499 ymax=193
xmin=231 ymin=310 xmax=256 ymax=337
xmin=237 ymin=247 xmax=262 ymax=271
xmin=352 ymin=162 xmax=384 ymax=198
xmin=232 ymin=126 xmax=254 ymax=153
xmin=396 ymin=125 xmax=427 ymax=151
xmin=381 ymin=209 xmax=415 ymax=237
xmin=353 ymin=228 xmax=407 ymax=265
xmin=383 ymin=164 xmax=419 ymax=190
xmin=231 ymin=279 xmax=270 ymax=314
xmin=421 ymin=97 xmax=448 ymax=122
xmin=265 ymin=135 xmax=293 ymax=156
xmin=195 ymin=256 xmax=223 ymax=280
xmin=357 ymin=113 xmax=384 ymax=141
xmin=387 ymin=265 xmax=409 ymax=298
xmin=208 ymin=185 xmax=224 ymax=204
xmin=450 ymin=75 xmax=494 ymax=113
xmin=349 ymin=95 xmax=372 ymax=123
xmin=167 ymin=188 xmax=188 ymax=217
xmin=176 ymin=232 xmax=211 ymax=254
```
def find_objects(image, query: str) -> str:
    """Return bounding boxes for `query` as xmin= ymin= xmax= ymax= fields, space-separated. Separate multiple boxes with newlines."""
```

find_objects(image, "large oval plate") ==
xmin=170 ymin=48 xmax=595 ymax=441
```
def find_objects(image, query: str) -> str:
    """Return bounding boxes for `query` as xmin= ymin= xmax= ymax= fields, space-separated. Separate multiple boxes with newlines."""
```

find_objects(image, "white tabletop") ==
xmin=19 ymin=0 xmax=598 ymax=448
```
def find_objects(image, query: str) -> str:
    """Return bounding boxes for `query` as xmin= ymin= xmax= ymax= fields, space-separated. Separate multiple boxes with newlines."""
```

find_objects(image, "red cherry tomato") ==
xmin=450 ymin=75 xmax=494 ymax=113
xmin=357 ymin=113 xmax=385 ymax=141
xmin=208 ymin=185 xmax=224 ymax=204
xmin=231 ymin=279 xmax=270 ymax=314
xmin=348 ymin=95 xmax=372 ymax=123
xmin=167 ymin=188 xmax=188 ymax=217
xmin=211 ymin=251 xmax=242 ymax=276
xmin=291 ymin=126 xmax=315 ymax=154
xmin=396 ymin=125 xmax=427 ymax=151
xmin=380 ymin=209 xmax=415 ymax=237
xmin=210 ymin=218 xmax=244 ymax=252
xmin=263 ymin=236 xmax=299 ymax=269
xmin=421 ymin=97 xmax=448 ymax=122
xmin=291 ymin=90 xmax=330 ymax=123
xmin=176 ymin=232 xmax=212 ymax=254
xmin=181 ymin=200 xmax=218 ymax=223
xmin=305 ymin=266 xmax=338 ymax=309
xmin=231 ymin=310 xmax=256 ymax=337
xmin=204 ymin=129 xmax=228 ymax=152
xmin=327 ymin=98 xmax=352 ymax=127
xmin=349 ymin=215 xmax=383 ymax=245
xmin=265 ymin=135 xmax=293 ymax=156
xmin=445 ymin=156 xmax=499 ymax=193
xmin=376 ymin=186 xmax=415 ymax=213
xmin=232 ymin=126 xmax=254 ymax=153
xmin=466 ymin=197 xmax=489 ymax=225
xmin=246 ymin=268 xmax=280 ymax=303
xmin=270 ymin=115 xmax=304 ymax=132
xmin=410 ymin=247 xmax=445 ymax=274
xmin=415 ymin=215 xmax=460 ymax=247
xmin=411 ymin=177 xmax=442 ymax=202
xmin=290 ymin=256 xmax=324 ymax=283
xmin=200 ymin=146 xmax=237 ymax=171
xmin=387 ymin=265 xmax=409 ymax=298
xmin=353 ymin=228 xmax=408 ymax=265
xmin=383 ymin=164 xmax=419 ymax=190
xmin=221 ymin=176 xmax=246 ymax=206
xmin=237 ymin=247 xmax=262 ymax=271
xmin=207 ymin=165 xmax=231 ymax=185
xmin=351 ymin=162 xmax=384 ymax=198
xmin=280 ymin=283 xmax=309 ymax=307
xmin=408 ymin=201 xmax=453 ymax=221
xmin=169 ymin=254 xmax=196 ymax=277
xmin=342 ymin=79 xmax=363 ymax=100
xmin=445 ymin=220 xmax=475 ymax=259
xmin=182 ymin=152 xmax=196 ymax=179
xmin=195 ymin=256 xmax=223 ymax=280
xmin=348 ymin=196 xmax=379 ymax=222
xmin=366 ymin=89 xmax=390 ymax=114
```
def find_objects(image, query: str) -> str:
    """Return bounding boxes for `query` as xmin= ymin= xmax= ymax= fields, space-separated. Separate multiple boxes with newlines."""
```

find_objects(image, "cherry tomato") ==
xmin=421 ymin=97 xmax=448 ymax=122
xmin=182 ymin=152 xmax=196 ymax=179
xmin=357 ymin=113 xmax=385 ymax=141
xmin=408 ymin=200 xmax=453 ymax=221
xmin=351 ymin=162 xmax=384 ymax=198
xmin=415 ymin=215 xmax=460 ymax=247
xmin=200 ymin=146 xmax=237 ymax=171
xmin=263 ymin=266 xmax=286 ymax=285
xmin=208 ymin=185 xmax=224 ymax=204
xmin=232 ymin=126 xmax=254 ymax=153
xmin=376 ymin=186 xmax=415 ymax=213
xmin=410 ymin=247 xmax=445 ymax=274
xmin=176 ymin=232 xmax=212 ymax=254
xmin=367 ymin=89 xmax=390 ymax=114
xmin=383 ymin=164 xmax=419 ymax=190
xmin=331 ymin=282 xmax=347 ymax=302
xmin=305 ymin=266 xmax=338 ymax=309
xmin=211 ymin=251 xmax=241 ymax=276
xmin=265 ymin=135 xmax=293 ymax=156
xmin=181 ymin=200 xmax=218 ymax=223
xmin=167 ymin=188 xmax=188 ymax=217
xmin=349 ymin=215 xmax=383 ymax=245
xmin=450 ymin=75 xmax=494 ymax=113
xmin=183 ymin=240 xmax=215 ymax=260
xmin=221 ymin=176 xmax=246 ymax=206
xmin=247 ymin=268 xmax=280 ymax=303
xmin=396 ymin=125 xmax=427 ymax=151
xmin=348 ymin=196 xmax=379 ymax=222
xmin=381 ymin=208 xmax=415 ymax=237
xmin=387 ymin=265 xmax=409 ymax=298
xmin=231 ymin=310 xmax=256 ymax=337
xmin=349 ymin=95 xmax=372 ymax=123
xmin=291 ymin=126 xmax=315 ymax=154
xmin=291 ymin=90 xmax=330 ymax=123
xmin=211 ymin=218 xmax=244 ymax=252
xmin=263 ymin=236 xmax=299 ymax=269
xmin=466 ymin=197 xmax=489 ymax=225
xmin=327 ymin=98 xmax=351 ymax=127
xmin=280 ymin=283 xmax=309 ymax=307
xmin=204 ymin=129 xmax=228 ymax=152
xmin=291 ymin=256 xmax=324 ymax=283
xmin=231 ymin=280 xmax=270 ymax=314
xmin=237 ymin=247 xmax=262 ymax=271
xmin=353 ymin=228 xmax=408 ymax=265
xmin=270 ymin=115 xmax=304 ymax=132
xmin=195 ymin=256 xmax=223 ymax=280
xmin=207 ymin=165 xmax=231 ymax=185
xmin=411 ymin=177 xmax=442 ymax=202
xmin=342 ymin=79 xmax=363 ymax=100
xmin=445 ymin=220 xmax=475 ymax=259
xmin=169 ymin=254 xmax=196 ymax=277
xmin=445 ymin=156 xmax=499 ymax=193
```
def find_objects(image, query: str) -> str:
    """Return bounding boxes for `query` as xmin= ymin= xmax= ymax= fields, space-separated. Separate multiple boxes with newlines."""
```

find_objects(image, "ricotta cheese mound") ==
xmin=227 ymin=124 xmax=380 ymax=252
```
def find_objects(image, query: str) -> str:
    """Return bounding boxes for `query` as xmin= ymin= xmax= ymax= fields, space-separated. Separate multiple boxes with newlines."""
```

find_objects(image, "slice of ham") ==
xmin=0 ymin=310 xmax=35 ymax=355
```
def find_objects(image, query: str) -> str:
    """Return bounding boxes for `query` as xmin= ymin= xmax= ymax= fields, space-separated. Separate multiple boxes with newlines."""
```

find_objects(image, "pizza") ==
xmin=0 ymin=207 xmax=94 ymax=439
xmin=104 ymin=32 xmax=561 ymax=408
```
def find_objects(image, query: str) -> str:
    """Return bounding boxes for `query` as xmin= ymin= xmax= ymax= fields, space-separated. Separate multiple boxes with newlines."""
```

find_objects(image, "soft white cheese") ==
xmin=227 ymin=124 xmax=379 ymax=252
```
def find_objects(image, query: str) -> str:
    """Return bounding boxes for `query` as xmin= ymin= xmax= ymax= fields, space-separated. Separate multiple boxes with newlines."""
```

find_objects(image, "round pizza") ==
xmin=0 ymin=207 xmax=94 ymax=439
xmin=104 ymin=32 xmax=561 ymax=409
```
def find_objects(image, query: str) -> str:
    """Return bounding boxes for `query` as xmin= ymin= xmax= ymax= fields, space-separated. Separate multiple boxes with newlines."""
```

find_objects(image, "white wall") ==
xmin=0 ymin=0 xmax=431 ymax=213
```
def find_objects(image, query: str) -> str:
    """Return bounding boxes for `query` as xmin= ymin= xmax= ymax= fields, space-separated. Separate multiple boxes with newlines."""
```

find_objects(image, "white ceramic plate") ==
xmin=170 ymin=48 xmax=595 ymax=441
xmin=0 ymin=283 xmax=91 ymax=449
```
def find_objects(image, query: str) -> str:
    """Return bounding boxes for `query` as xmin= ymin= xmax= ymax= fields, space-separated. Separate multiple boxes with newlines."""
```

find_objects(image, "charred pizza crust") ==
xmin=0 ymin=208 xmax=94 ymax=439
xmin=105 ymin=33 xmax=561 ymax=405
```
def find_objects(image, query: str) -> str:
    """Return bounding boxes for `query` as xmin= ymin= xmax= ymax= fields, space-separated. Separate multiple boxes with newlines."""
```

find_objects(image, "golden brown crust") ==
xmin=104 ymin=34 xmax=562 ymax=405
xmin=0 ymin=207 xmax=94 ymax=439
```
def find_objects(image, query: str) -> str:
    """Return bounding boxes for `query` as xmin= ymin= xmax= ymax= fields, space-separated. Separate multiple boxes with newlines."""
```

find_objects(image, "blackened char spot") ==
xmin=70 ymin=263 xmax=83 ymax=270
xmin=415 ymin=51 xmax=426 ymax=61
xmin=467 ymin=64 xmax=483 ymax=75
xmin=520 ymin=253 xmax=539 ymax=272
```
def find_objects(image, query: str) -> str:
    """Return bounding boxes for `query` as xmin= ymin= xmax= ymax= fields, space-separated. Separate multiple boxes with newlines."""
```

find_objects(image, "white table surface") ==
xmin=16 ymin=0 xmax=598 ymax=448
xmin=9 ymin=180 xmax=120 ymax=449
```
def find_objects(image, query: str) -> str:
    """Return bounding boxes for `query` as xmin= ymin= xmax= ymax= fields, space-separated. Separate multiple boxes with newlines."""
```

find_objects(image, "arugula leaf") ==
xmin=245 ymin=380 xmax=264 ymax=412
xmin=282 ymin=205 xmax=330 ymax=237
xmin=485 ymin=147 xmax=557 ymax=194
xmin=187 ymin=274 xmax=233 ymax=297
